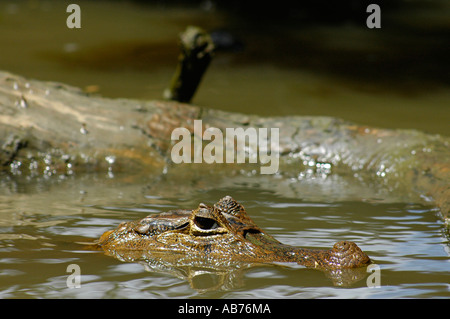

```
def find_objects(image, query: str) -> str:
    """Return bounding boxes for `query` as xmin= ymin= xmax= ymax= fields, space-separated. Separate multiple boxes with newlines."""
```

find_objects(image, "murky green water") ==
xmin=1 ymin=0 xmax=449 ymax=135
xmin=0 ymin=1 xmax=449 ymax=298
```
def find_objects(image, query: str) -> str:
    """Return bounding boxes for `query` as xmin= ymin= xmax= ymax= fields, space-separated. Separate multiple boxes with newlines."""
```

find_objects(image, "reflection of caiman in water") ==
xmin=96 ymin=196 xmax=371 ymax=288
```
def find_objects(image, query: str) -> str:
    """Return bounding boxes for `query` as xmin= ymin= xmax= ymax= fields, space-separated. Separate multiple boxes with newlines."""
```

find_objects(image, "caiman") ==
xmin=97 ymin=196 xmax=371 ymax=270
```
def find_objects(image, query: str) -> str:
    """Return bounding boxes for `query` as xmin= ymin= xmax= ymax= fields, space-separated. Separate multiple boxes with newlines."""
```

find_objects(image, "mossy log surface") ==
xmin=0 ymin=70 xmax=448 ymax=218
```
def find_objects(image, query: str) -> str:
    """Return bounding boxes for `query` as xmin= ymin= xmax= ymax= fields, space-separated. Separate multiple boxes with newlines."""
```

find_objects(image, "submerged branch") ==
xmin=163 ymin=26 xmax=215 ymax=103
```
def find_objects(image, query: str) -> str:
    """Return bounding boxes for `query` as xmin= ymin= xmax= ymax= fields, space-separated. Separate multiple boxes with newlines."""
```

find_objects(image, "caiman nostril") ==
xmin=333 ymin=241 xmax=351 ymax=252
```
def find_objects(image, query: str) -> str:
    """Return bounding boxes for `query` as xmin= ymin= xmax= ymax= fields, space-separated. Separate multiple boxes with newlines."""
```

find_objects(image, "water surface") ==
xmin=0 ymin=172 xmax=448 ymax=298
xmin=0 ymin=0 xmax=449 ymax=299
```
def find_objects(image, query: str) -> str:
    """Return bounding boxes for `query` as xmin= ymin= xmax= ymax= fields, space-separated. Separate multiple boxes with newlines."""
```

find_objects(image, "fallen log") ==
xmin=0 ymin=70 xmax=448 ymax=219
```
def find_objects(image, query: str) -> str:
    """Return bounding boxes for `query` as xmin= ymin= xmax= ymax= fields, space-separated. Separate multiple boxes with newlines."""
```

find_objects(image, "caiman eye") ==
xmin=194 ymin=216 xmax=218 ymax=230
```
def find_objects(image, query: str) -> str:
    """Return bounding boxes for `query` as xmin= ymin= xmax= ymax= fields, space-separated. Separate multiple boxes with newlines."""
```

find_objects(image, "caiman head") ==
xmin=97 ymin=196 xmax=371 ymax=270
xmin=97 ymin=196 xmax=261 ymax=256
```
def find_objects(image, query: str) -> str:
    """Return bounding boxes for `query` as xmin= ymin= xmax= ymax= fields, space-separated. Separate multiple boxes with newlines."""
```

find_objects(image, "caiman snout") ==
xmin=328 ymin=241 xmax=371 ymax=269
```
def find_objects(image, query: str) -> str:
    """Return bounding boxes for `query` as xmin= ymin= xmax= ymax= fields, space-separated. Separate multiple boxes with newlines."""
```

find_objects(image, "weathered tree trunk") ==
xmin=0 ymin=71 xmax=448 ymax=219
